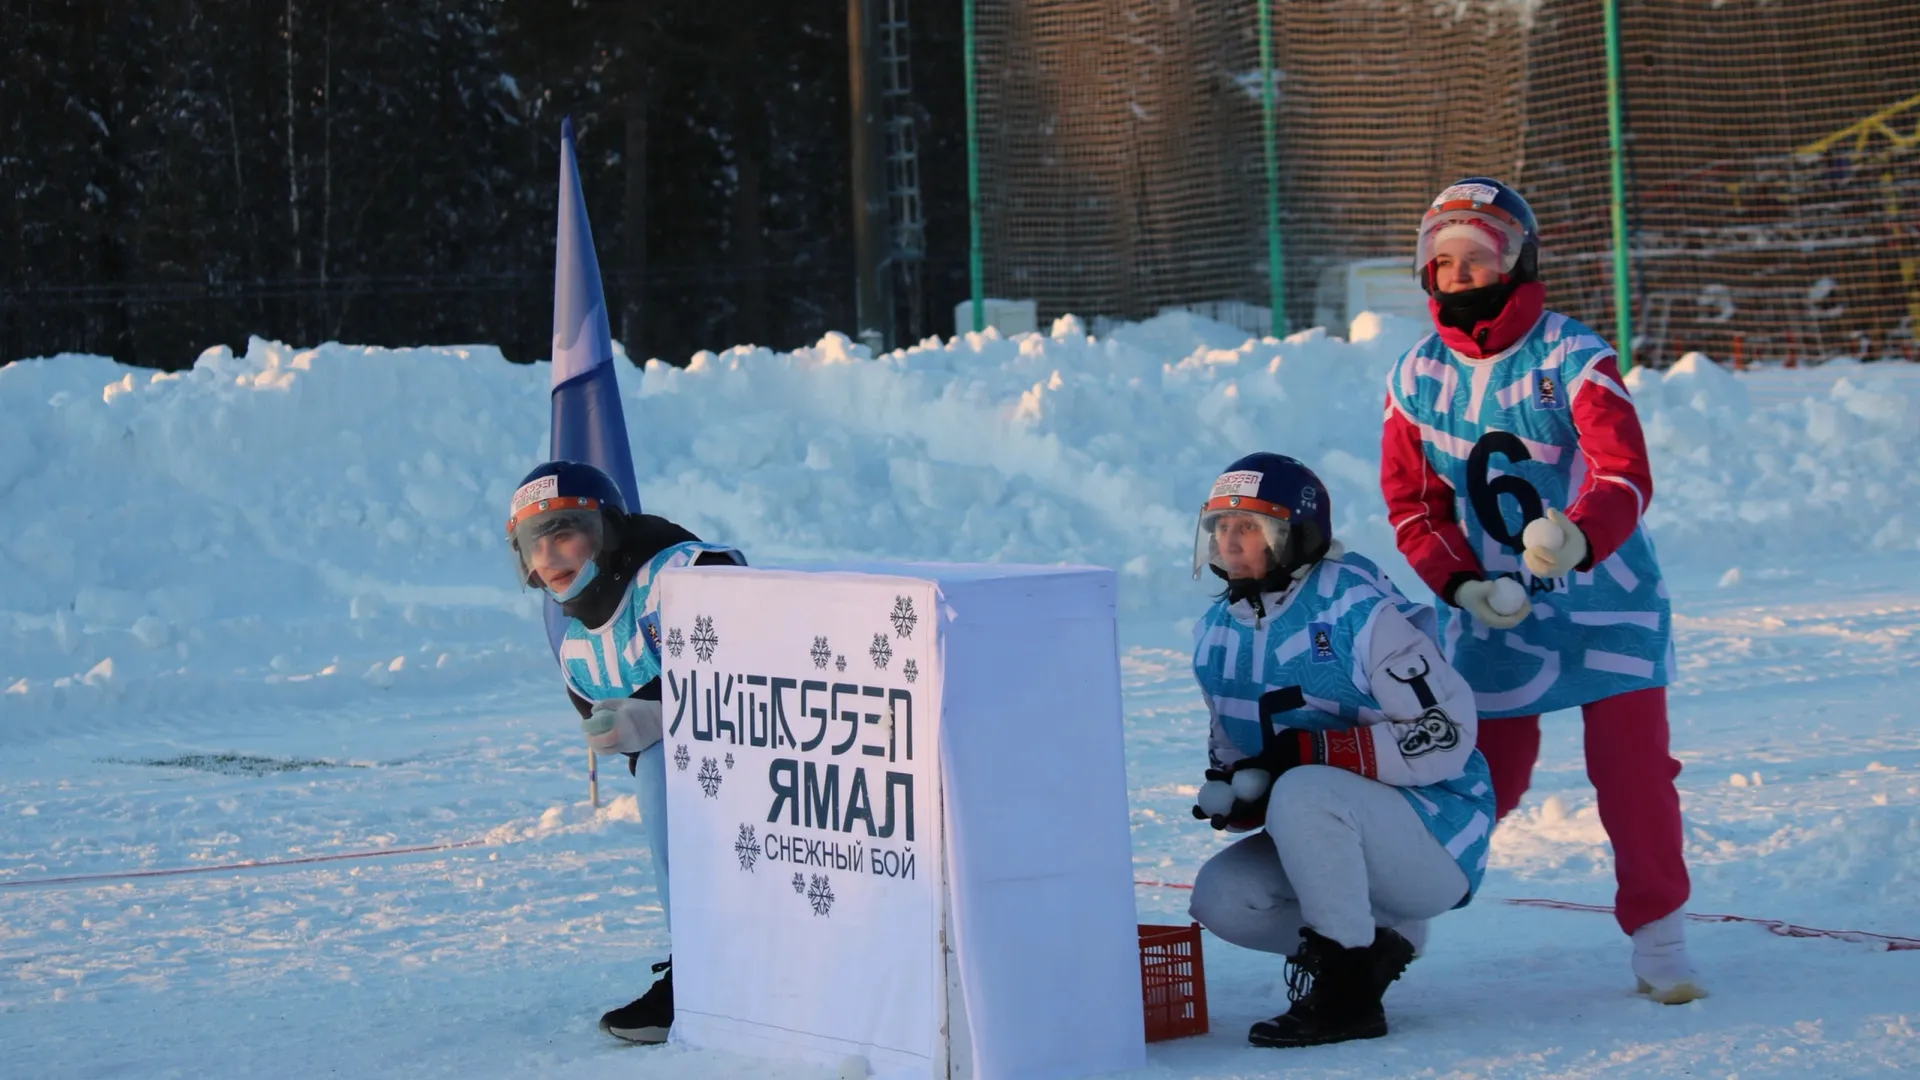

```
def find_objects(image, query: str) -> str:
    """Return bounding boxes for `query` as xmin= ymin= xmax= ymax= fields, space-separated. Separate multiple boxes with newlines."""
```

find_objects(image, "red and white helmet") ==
xmin=1413 ymin=177 xmax=1540 ymax=293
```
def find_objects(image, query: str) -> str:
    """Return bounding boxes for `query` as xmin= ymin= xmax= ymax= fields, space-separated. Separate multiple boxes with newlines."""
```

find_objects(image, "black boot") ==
xmin=599 ymin=958 xmax=672 ymax=1044
xmin=1248 ymin=927 xmax=1415 ymax=1048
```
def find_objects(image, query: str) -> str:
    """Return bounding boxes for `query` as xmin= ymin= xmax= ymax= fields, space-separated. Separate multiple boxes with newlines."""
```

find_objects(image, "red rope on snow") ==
xmin=0 ymin=839 xmax=487 ymax=890
xmin=1132 ymin=880 xmax=1916 ymax=950
xmin=1501 ymin=897 xmax=1920 ymax=952
xmin=9 ymin=856 xmax=1913 ymax=955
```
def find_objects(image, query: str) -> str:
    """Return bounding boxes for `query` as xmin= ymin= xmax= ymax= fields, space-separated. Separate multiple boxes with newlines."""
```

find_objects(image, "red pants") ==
xmin=1478 ymin=685 xmax=1691 ymax=935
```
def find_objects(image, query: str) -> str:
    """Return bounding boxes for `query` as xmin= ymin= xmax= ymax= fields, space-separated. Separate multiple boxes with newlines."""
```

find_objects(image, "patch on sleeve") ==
xmin=1397 ymin=709 xmax=1462 ymax=757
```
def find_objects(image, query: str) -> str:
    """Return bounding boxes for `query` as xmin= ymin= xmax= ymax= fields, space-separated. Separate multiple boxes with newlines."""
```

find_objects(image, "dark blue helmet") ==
xmin=1193 ymin=452 xmax=1333 ymax=581
xmin=1415 ymin=177 xmax=1540 ymax=293
xmin=505 ymin=461 xmax=626 ymax=531
xmin=505 ymin=461 xmax=628 ymax=588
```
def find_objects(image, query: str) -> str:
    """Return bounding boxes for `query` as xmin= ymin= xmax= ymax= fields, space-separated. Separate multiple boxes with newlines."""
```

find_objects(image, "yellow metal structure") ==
xmin=1799 ymin=92 xmax=1920 ymax=159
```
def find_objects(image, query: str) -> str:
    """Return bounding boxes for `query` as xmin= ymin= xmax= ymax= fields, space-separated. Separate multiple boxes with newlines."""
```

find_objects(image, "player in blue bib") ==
xmin=506 ymin=461 xmax=744 ymax=1043
xmin=1381 ymin=178 xmax=1702 ymax=1004
xmin=1182 ymin=453 xmax=1494 ymax=1049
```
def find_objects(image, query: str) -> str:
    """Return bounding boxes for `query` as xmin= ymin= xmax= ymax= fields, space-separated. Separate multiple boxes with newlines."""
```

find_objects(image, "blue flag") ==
xmin=545 ymin=116 xmax=641 ymax=654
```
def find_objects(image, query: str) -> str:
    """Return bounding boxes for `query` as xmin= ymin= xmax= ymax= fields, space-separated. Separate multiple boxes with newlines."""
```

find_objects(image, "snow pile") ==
xmin=1629 ymin=352 xmax=1920 ymax=559
xmin=4 ymin=318 xmax=1917 ymax=716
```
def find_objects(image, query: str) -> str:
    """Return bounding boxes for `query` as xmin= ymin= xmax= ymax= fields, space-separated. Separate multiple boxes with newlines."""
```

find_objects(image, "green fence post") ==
xmin=1258 ymin=0 xmax=1287 ymax=337
xmin=964 ymin=0 xmax=985 ymax=334
xmin=1603 ymin=0 xmax=1635 ymax=371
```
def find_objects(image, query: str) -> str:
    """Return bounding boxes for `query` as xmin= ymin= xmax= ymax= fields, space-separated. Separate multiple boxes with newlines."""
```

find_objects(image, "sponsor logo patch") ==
xmin=511 ymin=475 xmax=560 ymax=514
xmin=1534 ymin=373 xmax=1565 ymax=411
xmin=1435 ymin=182 xmax=1500 ymax=207
xmin=1309 ymin=622 xmax=1336 ymax=664
xmin=1209 ymin=470 xmax=1263 ymax=501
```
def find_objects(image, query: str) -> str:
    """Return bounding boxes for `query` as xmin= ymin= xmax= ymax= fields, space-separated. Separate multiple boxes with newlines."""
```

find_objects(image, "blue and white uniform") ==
xmin=1385 ymin=313 xmax=1672 ymax=716
xmin=559 ymin=541 xmax=742 ymax=703
xmin=1192 ymin=549 xmax=1495 ymax=896
xmin=561 ymin=540 xmax=742 ymax=927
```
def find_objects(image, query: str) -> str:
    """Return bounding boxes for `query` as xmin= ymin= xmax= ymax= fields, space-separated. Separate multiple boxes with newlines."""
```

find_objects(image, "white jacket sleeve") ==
xmin=1203 ymin=686 xmax=1246 ymax=772
xmin=1354 ymin=604 xmax=1480 ymax=788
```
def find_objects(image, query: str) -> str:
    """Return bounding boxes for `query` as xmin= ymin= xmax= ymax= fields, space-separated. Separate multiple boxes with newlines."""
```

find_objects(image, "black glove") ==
xmin=1191 ymin=686 xmax=1312 ymax=831
xmin=1192 ymin=765 xmax=1267 ymax=831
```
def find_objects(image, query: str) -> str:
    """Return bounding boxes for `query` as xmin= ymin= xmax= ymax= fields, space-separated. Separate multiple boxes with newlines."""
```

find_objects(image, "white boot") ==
xmin=1630 ymin=910 xmax=1706 ymax=1004
xmin=1393 ymin=918 xmax=1430 ymax=958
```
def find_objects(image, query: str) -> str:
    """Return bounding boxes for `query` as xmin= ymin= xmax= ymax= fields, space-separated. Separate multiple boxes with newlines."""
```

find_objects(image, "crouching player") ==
xmin=1183 ymin=453 xmax=1495 ymax=1048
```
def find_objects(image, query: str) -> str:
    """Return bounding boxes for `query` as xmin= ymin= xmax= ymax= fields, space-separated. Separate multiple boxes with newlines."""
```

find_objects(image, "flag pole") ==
xmin=551 ymin=117 xmax=643 ymax=807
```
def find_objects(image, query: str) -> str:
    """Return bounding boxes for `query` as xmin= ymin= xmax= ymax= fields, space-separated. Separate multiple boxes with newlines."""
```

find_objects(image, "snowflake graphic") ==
xmin=690 ymin=615 xmax=719 ymax=663
xmin=890 ymin=595 xmax=918 ymax=638
xmin=835 ymin=654 xmax=847 ymax=672
xmin=734 ymin=823 xmax=758 ymax=872
xmin=810 ymin=635 xmax=832 ymax=670
xmin=807 ymin=873 xmax=836 ymax=916
xmin=665 ymin=626 xmax=685 ymax=659
xmin=903 ymin=658 xmax=919 ymax=684
xmin=674 ymin=744 xmax=690 ymax=772
xmin=792 ymin=872 xmax=806 ymax=894
xmin=697 ymin=756 xmax=723 ymax=797
xmin=724 ymin=752 xmax=735 ymax=770
xmin=870 ymin=633 xmax=893 ymax=670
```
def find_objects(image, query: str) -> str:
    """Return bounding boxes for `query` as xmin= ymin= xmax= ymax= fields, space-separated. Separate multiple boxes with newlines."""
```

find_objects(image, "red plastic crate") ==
xmin=1138 ymin=922 xmax=1209 ymax=1042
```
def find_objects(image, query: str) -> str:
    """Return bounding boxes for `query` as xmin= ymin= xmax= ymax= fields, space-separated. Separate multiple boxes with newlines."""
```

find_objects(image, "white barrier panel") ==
xmin=660 ymin=563 xmax=1145 ymax=1080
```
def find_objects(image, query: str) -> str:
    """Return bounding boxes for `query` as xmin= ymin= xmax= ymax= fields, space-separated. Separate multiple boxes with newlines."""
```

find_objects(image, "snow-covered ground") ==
xmin=2 ymin=320 xmax=1916 ymax=1078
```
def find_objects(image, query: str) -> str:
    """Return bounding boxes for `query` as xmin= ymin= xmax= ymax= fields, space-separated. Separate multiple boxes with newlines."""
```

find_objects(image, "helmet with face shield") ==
xmin=506 ymin=461 xmax=627 ymax=601
xmin=1193 ymin=453 xmax=1333 ymax=583
xmin=1413 ymin=177 xmax=1540 ymax=294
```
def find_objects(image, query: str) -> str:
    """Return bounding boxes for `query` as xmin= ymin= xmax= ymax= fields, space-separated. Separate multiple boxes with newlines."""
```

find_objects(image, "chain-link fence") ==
xmin=971 ymin=0 xmax=1920 ymax=365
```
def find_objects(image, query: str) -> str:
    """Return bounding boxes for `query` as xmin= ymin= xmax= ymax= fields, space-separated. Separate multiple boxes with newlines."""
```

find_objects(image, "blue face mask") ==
xmin=546 ymin=558 xmax=600 ymax=603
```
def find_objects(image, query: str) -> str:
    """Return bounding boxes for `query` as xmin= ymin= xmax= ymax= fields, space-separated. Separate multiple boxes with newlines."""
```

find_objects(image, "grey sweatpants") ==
xmin=634 ymin=740 xmax=671 ymax=928
xmin=1189 ymin=765 xmax=1470 ymax=951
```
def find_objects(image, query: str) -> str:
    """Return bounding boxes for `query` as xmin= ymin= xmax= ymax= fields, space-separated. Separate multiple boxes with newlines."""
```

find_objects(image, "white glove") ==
xmin=1522 ymin=508 xmax=1589 ymax=579
xmin=1455 ymin=578 xmax=1530 ymax=630
xmin=582 ymin=697 xmax=663 ymax=755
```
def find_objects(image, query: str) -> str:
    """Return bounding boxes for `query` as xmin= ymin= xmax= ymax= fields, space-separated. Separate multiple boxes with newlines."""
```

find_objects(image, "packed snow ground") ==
xmin=2 ymin=318 xmax=1917 ymax=1078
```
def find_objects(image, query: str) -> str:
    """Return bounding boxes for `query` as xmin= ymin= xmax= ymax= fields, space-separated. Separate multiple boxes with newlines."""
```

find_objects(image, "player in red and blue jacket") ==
xmin=1379 ymin=178 xmax=1704 ymax=1005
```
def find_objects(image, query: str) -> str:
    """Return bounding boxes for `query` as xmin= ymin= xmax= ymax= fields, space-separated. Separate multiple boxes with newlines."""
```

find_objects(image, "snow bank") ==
xmin=4 ymin=320 xmax=1917 ymax=716
xmin=1629 ymin=353 xmax=1920 ymax=560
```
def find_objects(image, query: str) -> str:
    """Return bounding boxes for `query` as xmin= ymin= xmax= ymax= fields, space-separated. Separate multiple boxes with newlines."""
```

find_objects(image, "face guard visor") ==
xmin=1191 ymin=468 xmax=1292 ymax=581
xmin=1194 ymin=509 xmax=1290 ymax=581
xmin=507 ymin=503 xmax=607 ymax=593
xmin=1414 ymin=190 xmax=1526 ymax=280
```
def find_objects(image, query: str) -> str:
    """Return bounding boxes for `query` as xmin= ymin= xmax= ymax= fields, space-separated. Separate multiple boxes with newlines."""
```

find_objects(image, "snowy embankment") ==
xmin=4 ymin=318 xmax=1919 ymax=1079
xmin=2 ymin=316 xmax=1917 ymax=719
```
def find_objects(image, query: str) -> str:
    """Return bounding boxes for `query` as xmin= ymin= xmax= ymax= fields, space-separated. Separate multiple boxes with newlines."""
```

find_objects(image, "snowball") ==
xmin=1489 ymin=577 xmax=1529 ymax=616
xmin=1196 ymin=780 xmax=1236 ymax=818
xmin=1230 ymin=768 xmax=1273 ymax=803
xmin=1522 ymin=516 xmax=1564 ymax=552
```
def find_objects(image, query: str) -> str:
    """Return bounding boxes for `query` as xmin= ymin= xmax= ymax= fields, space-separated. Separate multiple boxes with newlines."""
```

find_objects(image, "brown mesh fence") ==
xmin=973 ymin=0 xmax=1920 ymax=365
